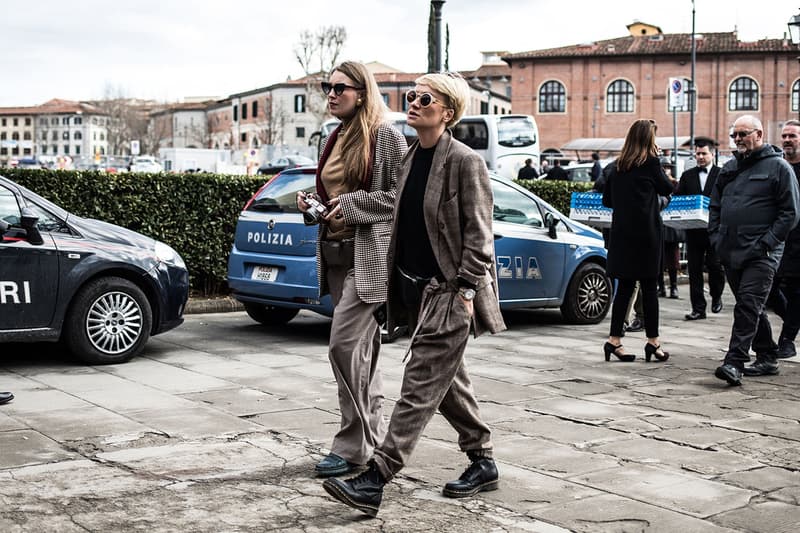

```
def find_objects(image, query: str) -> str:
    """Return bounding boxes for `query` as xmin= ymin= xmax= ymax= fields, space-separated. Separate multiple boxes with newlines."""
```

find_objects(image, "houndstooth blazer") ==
xmin=315 ymin=122 xmax=407 ymax=303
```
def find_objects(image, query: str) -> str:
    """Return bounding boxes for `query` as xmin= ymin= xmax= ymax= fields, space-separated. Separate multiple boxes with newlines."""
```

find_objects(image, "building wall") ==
xmin=511 ymin=51 xmax=797 ymax=153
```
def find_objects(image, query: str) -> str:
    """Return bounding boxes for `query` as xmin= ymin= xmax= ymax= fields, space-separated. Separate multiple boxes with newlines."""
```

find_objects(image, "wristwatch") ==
xmin=458 ymin=287 xmax=476 ymax=301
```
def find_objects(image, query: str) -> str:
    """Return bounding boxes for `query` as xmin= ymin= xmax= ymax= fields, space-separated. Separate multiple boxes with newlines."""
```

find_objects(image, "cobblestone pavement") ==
xmin=1 ymin=291 xmax=799 ymax=532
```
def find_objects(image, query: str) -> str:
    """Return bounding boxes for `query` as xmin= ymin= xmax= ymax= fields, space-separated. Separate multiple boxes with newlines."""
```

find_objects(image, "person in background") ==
xmin=0 ymin=392 xmax=13 ymax=405
xmin=710 ymin=115 xmax=799 ymax=385
xmin=591 ymin=152 xmax=602 ymax=182
xmin=322 ymin=72 xmax=505 ymax=518
xmin=602 ymin=119 xmax=674 ymax=363
xmin=545 ymin=159 xmax=568 ymax=181
xmin=296 ymin=60 xmax=407 ymax=477
xmin=676 ymin=141 xmax=725 ymax=321
xmin=517 ymin=158 xmax=539 ymax=180
xmin=658 ymin=159 xmax=684 ymax=300
xmin=771 ymin=120 xmax=800 ymax=359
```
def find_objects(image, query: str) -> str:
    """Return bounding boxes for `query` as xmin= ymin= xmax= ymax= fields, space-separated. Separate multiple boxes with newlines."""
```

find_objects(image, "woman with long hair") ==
xmin=296 ymin=61 xmax=407 ymax=477
xmin=602 ymin=119 xmax=674 ymax=362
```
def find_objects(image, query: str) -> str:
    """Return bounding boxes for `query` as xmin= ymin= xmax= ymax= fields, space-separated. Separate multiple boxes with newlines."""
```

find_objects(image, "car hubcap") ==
xmin=86 ymin=291 xmax=143 ymax=355
xmin=577 ymin=272 xmax=609 ymax=319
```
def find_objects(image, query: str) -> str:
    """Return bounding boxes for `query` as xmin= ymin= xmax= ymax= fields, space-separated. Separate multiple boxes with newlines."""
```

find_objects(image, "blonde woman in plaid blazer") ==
xmin=296 ymin=61 xmax=407 ymax=478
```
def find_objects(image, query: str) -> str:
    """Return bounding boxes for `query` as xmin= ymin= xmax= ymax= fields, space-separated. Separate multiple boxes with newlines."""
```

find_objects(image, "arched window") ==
xmin=729 ymin=76 xmax=758 ymax=111
xmin=607 ymin=79 xmax=634 ymax=113
xmin=538 ymin=80 xmax=566 ymax=113
xmin=74 ymin=131 xmax=82 ymax=140
xmin=792 ymin=79 xmax=800 ymax=113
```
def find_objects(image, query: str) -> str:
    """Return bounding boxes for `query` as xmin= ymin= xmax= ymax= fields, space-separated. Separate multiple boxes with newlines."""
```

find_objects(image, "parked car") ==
xmin=257 ymin=155 xmax=315 ymax=175
xmin=130 ymin=156 xmax=163 ymax=173
xmin=16 ymin=158 xmax=43 ymax=169
xmin=0 ymin=175 xmax=189 ymax=364
xmin=227 ymin=167 xmax=611 ymax=326
xmin=541 ymin=162 xmax=594 ymax=182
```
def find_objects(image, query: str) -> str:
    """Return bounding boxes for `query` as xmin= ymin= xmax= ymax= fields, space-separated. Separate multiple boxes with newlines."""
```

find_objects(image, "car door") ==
xmin=0 ymin=183 xmax=59 ymax=329
xmin=491 ymin=179 xmax=566 ymax=302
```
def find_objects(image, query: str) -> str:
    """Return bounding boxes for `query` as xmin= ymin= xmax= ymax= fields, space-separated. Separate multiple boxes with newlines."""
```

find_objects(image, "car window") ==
xmin=452 ymin=120 xmax=489 ymax=150
xmin=0 ymin=185 xmax=21 ymax=226
xmin=26 ymin=201 xmax=68 ymax=233
xmin=248 ymin=172 xmax=317 ymax=213
xmin=491 ymin=180 xmax=543 ymax=227
xmin=568 ymin=167 xmax=592 ymax=182
xmin=497 ymin=116 xmax=537 ymax=147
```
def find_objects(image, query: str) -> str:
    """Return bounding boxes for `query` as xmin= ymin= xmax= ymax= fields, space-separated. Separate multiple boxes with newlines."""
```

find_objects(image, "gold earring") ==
xmin=356 ymin=98 xmax=363 ymax=106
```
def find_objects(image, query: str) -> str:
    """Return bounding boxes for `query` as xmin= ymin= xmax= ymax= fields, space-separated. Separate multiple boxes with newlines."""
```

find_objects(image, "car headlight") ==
xmin=154 ymin=241 xmax=186 ymax=269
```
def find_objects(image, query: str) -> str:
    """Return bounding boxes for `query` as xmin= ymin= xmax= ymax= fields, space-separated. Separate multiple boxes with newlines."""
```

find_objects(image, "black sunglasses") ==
xmin=321 ymin=82 xmax=362 ymax=96
xmin=406 ymin=90 xmax=445 ymax=108
xmin=730 ymin=129 xmax=756 ymax=139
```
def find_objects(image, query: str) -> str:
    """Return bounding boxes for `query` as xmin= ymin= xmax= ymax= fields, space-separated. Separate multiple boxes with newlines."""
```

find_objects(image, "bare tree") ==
xmin=294 ymin=26 xmax=347 ymax=130
xmin=92 ymin=84 xmax=165 ymax=155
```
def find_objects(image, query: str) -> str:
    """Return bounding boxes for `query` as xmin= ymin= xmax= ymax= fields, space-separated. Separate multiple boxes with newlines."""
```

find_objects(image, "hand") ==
xmin=296 ymin=191 xmax=310 ymax=213
xmin=458 ymin=295 xmax=474 ymax=317
xmin=323 ymin=197 xmax=343 ymax=222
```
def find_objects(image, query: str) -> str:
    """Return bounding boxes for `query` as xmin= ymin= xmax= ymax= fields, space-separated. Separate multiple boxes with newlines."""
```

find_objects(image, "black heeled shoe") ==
xmin=604 ymin=342 xmax=635 ymax=362
xmin=645 ymin=343 xmax=669 ymax=362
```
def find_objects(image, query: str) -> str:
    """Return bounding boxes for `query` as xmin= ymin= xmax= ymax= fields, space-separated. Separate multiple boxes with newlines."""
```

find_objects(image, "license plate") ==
xmin=251 ymin=266 xmax=279 ymax=282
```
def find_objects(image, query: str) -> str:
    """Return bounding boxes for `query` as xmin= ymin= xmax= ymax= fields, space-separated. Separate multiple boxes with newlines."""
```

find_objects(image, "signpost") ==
xmin=130 ymin=140 xmax=140 ymax=156
xmin=668 ymin=78 xmax=686 ymax=170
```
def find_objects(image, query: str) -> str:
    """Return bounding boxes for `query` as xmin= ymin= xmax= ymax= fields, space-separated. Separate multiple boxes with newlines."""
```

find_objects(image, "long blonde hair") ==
xmin=332 ymin=61 xmax=387 ymax=187
xmin=617 ymin=119 xmax=658 ymax=172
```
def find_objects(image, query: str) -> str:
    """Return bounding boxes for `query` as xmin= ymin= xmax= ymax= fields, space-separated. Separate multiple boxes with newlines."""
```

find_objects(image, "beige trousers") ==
xmin=325 ymin=263 xmax=386 ymax=464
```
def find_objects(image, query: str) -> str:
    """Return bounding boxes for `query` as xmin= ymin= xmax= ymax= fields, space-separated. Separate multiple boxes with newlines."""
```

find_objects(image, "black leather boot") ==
xmin=322 ymin=461 xmax=385 ymax=517
xmin=0 ymin=392 xmax=13 ymax=405
xmin=777 ymin=336 xmax=797 ymax=359
xmin=442 ymin=457 xmax=499 ymax=498
xmin=743 ymin=356 xmax=779 ymax=376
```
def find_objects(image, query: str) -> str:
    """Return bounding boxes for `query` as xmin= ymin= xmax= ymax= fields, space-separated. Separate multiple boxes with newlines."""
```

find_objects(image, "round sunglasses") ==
xmin=321 ymin=82 xmax=363 ymax=96
xmin=406 ymin=90 xmax=446 ymax=108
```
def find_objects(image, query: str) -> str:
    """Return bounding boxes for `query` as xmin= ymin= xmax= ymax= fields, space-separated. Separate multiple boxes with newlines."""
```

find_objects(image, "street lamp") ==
xmin=789 ymin=11 xmax=800 ymax=118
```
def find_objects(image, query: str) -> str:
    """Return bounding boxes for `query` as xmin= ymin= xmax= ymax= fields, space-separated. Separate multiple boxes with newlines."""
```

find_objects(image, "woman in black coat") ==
xmin=602 ymin=119 xmax=675 ymax=362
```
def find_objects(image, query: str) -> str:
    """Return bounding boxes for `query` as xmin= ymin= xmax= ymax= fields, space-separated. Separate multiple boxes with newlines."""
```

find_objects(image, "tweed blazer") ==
xmin=314 ymin=122 xmax=407 ymax=303
xmin=386 ymin=130 xmax=506 ymax=337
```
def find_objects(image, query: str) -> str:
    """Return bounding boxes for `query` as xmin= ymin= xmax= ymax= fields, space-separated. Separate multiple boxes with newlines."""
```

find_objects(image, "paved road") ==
xmin=1 ymin=292 xmax=799 ymax=532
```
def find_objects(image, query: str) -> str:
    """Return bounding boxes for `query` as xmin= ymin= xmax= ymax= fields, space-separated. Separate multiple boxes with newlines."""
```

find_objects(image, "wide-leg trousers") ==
xmin=326 ymin=263 xmax=386 ymax=464
xmin=373 ymin=281 xmax=492 ymax=481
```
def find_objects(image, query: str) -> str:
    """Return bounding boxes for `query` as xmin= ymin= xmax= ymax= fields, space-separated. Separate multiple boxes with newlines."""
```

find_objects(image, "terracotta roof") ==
xmin=462 ymin=64 xmax=511 ymax=79
xmin=35 ymin=98 xmax=103 ymax=114
xmin=504 ymin=32 xmax=793 ymax=61
xmin=0 ymin=106 xmax=38 ymax=116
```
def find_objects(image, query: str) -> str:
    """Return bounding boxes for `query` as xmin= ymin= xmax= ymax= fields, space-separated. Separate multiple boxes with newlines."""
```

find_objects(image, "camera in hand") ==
xmin=304 ymin=193 xmax=329 ymax=222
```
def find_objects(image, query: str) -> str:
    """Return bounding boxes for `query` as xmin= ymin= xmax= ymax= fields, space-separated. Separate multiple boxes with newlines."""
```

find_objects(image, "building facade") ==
xmin=503 ymin=23 xmax=799 ymax=154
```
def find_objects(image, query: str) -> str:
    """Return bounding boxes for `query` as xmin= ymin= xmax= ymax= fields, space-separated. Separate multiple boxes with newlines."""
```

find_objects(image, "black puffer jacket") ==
xmin=778 ymin=161 xmax=800 ymax=277
xmin=709 ymin=144 xmax=800 ymax=269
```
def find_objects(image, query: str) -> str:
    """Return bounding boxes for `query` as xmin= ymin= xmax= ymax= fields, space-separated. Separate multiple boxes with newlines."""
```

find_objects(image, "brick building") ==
xmin=503 ymin=22 xmax=799 ymax=155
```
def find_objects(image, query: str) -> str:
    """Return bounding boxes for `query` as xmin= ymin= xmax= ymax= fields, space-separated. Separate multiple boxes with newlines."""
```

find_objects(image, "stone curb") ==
xmin=185 ymin=297 xmax=244 ymax=315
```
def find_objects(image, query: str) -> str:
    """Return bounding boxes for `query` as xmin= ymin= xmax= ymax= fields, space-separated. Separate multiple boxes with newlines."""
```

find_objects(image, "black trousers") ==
xmin=610 ymin=277 xmax=660 ymax=338
xmin=777 ymin=277 xmax=800 ymax=341
xmin=724 ymin=257 xmax=779 ymax=366
xmin=686 ymin=231 xmax=725 ymax=314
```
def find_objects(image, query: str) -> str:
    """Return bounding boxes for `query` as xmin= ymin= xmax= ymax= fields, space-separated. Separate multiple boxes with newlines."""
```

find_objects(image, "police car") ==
xmin=0 ymin=176 xmax=189 ymax=364
xmin=227 ymin=167 xmax=611 ymax=326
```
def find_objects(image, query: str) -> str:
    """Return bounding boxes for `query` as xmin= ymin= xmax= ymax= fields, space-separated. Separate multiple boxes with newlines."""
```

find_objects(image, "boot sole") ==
xmin=322 ymin=478 xmax=379 ymax=517
xmin=442 ymin=479 xmax=499 ymax=498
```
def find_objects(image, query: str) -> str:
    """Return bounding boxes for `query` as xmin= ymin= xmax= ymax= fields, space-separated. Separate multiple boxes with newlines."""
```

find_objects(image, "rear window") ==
xmin=248 ymin=171 xmax=317 ymax=213
xmin=452 ymin=120 xmax=489 ymax=150
xmin=497 ymin=116 xmax=536 ymax=148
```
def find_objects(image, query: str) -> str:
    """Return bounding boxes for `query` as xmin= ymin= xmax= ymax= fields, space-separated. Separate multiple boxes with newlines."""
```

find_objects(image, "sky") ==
xmin=1 ymin=0 xmax=798 ymax=107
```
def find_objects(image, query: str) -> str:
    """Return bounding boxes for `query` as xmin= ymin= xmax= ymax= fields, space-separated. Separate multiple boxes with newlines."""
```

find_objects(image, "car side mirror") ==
xmin=0 ymin=219 xmax=8 ymax=238
xmin=545 ymin=212 xmax=560 ymax=239
xmin=20 ymin=207 xmax=44 ymax=245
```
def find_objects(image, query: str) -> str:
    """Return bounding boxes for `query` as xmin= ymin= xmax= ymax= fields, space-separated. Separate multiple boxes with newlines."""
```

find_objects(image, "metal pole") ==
xmin=673 ymin=108 xmax=678 ymax=173
xmin=431 ymin=1 xmax=446 ymax=72
xmin=689 ymin=0 xmax=696 ymax=152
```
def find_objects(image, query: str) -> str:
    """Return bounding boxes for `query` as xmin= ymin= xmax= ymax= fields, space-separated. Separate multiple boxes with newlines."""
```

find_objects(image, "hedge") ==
xmin=2 ymin=169 xmax=592 ymax=296
xmin=4 ymin=169 xmax=265 ymax=295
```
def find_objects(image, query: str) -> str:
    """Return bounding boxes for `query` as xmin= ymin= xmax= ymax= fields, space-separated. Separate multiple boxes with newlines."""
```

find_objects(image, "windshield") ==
xmin=497 ymin=116 xmax=537 ymax=148
xmin=249 ymin=171 xmax=316 ymax=213
xmin=452 ymin=120 xmax=489 ymax=150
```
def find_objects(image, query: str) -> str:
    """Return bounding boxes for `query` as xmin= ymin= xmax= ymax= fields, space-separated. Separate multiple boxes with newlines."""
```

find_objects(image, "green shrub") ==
xmin=4 ymin=169 xmax=265 ymax=296
xmin=513 ymin=179 xmax=594 ymax=214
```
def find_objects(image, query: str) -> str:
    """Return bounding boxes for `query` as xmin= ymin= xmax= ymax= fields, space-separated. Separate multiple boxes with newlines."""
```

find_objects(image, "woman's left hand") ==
xmin=323 ymin=197 xmax=346 ymax=232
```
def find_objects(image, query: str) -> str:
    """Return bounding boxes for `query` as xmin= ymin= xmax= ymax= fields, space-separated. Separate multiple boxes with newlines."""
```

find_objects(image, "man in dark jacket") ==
xmin=591 ymin=152 xmax=602 ymax=182
xmin=544 ymin=159 xmax=568 ymax=181
xmin=710 ymin=115 xmax=800 ymax=385
xmin=676 ymin=141 xmax=725 ymax=320
xmin=773 ymin=120 xmax=800 ymax=358
xmin=517 ymin=158 xmax=539 ymax=180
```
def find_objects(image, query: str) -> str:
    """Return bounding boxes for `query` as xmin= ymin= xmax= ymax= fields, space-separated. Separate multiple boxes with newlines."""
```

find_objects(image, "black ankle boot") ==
xmin=442 ymin=457 xmax=499 ymax=498
xmin=322 ymin=461 xmax=385 ymax=517
xmin=777 ymin=336 xmax=797 ymax=359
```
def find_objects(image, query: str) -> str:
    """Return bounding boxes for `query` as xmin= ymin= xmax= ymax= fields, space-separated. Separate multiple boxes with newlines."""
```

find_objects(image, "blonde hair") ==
xmin=617 ymin=119 xmax=658 ymax=172
xmin=332 ymin=61 xmax=388 ymax=187
xmin=414 ymin=72 xmax=470 ymax=128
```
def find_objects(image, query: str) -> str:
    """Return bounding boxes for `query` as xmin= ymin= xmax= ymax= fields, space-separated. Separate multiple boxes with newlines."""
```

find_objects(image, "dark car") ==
xmin=257 ymin=155 xmax=315 ymax=175
xmin=0 ymin=176 xmax=189 ymax=364
xmin=227 ymin=167 xmax=611 ymax=327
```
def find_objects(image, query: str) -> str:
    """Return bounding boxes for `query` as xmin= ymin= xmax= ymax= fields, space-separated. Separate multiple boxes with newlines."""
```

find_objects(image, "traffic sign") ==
xmin=668 ymin=78 xmax=686 ymax=110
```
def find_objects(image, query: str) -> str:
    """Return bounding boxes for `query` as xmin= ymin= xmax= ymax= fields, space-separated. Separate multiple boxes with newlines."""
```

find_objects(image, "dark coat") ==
xmin=778 ymin=161 xmax=800 ymax=277
xmin=709 ymin=144 xmax=800 ymax=270
xmin=675 ymin=164 xmax=720 ymax=243
xmin=545 ymin=165 xmax=568 ymax=181
xmin=602 ymin=156 xmax=674 ymax=279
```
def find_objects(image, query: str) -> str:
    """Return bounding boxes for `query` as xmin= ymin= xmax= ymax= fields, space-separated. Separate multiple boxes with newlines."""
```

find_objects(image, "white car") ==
xmin=130 ymin=156 xmax=163 ymax=173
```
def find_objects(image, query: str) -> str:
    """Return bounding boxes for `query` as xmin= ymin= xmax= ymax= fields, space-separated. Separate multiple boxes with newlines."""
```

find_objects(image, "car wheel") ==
xmin=244 ymin=303 xmax=299 ymax=325
xmin=64 ymin=277 xmax=152 ymax=364
xmin=560 ymin=262 xmax=611 ymax=324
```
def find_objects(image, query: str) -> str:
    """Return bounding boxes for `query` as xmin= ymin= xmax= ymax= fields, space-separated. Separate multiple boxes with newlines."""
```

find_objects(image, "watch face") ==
xmin=460 ymin=288 xmax=476 ymax=300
